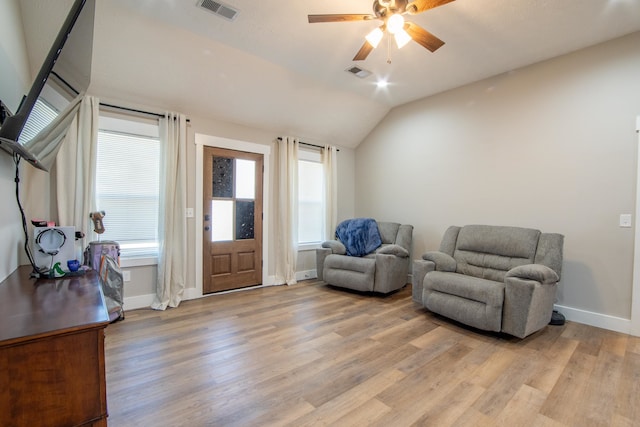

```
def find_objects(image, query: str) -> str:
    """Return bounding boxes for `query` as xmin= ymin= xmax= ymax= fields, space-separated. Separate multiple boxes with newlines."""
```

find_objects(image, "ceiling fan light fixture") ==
xmin=387 ymin=13 xmax=405 ymax=34
xmin=308 ymin=0 xmax=453 ymax=61
xmin=365 ymin=27 xmax=384 ymax=48
xmin=394 ymin=28 xmax=411 ymax=48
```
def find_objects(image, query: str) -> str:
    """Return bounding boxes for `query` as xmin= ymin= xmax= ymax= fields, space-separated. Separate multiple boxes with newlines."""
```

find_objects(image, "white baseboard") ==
xmin=124 ymin=293 xmax=155 ymax=310
xmin=124 ymin=275 xmax=283 ymax=310
xmin=554 ymin=304 xmax=631 ymax=335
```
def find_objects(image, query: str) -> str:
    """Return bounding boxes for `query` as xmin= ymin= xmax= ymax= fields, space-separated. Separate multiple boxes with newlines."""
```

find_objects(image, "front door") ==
xmin=203 ymin=147 xmax=263 ymax=293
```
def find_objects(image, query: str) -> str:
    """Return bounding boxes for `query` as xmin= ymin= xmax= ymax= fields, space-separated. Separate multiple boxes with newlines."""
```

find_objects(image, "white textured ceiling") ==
xmin=18 ymin=0 xmax=640 ymax=148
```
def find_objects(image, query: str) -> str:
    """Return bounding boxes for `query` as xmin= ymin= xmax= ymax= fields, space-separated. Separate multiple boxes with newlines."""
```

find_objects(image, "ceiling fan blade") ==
xmin=353 ymin=41 xmax=375 ymax=61
xmin=406 ymin=0 xmax=455 ymax=14
xmin=308 ymin=14 xmax=375 ymax=23
xmin=405 ymin=22 xmax=445 ymax=52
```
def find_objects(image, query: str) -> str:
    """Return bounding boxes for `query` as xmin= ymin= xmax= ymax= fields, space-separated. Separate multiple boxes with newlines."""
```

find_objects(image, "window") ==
xmin=96 ymin=115 xmax=160 ymax=259
xmin=18 ymin=78 xmax=76 ymax=144
xmin=18 ymin=99 xmax=58 ymax=144
xmin=298 ymin=149 xmax=325 ymax=245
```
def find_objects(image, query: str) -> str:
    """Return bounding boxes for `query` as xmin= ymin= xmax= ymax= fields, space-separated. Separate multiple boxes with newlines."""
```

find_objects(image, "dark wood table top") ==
xmin=0 ymin=266 xmax=109 ymax=345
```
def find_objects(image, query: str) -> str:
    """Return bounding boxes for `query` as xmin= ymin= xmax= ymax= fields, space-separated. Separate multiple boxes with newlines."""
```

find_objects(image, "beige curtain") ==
xmin=151 ymin=113 xmax=188 ymax=310
xmin=54 ymin=95 xmax=99 ymax=240
xmin=322 ymin=145 xmax=338 ymax=240
xmin=26 ymin=93 xmax=84 ymax=173
xmin=274 ymin=137 xmax=299 ymax=285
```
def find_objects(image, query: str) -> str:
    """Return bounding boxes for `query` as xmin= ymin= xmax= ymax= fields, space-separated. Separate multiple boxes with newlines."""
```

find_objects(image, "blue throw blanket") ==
xmin=335 ymin=218 xmax=382 ymax=257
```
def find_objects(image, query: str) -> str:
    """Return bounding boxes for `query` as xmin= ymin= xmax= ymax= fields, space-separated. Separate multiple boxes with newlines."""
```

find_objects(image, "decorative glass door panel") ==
xmin=203 ymin=147 xmax=263 ymax=293
xmin=211 ymin=200 xmax=233 ymax=242
xmin=235 ymin=159 xmax=255 ymax=199
xmin=235 ymin=200 xmax=254 ymax=240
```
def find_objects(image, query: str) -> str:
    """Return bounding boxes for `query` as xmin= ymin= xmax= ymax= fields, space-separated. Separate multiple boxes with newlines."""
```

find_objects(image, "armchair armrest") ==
xmin=322 ymin=240 xmax=346 ymax=255
xmin=502 ymin=264 xmax=559 ymax=338
xmin=315 ymin=248 xmax=331 ymax=281
xmin=422 ymin=251 xmax=456 ymax=272
xmin=374 ymin=252 xmax=410 ymax=294
xmin=377 ymin=244 xmax=409 ymax=258
xmin=506 ymin=264 xmax=559 ymax=285
xmin=412 ymin=259 xmax=435 ymax=304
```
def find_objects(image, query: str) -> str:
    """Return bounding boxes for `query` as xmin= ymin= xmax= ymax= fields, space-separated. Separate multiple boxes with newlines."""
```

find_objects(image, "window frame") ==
xmin=96 ymin=113 xmax=161 ymax=267
xmin=297 ymin=148 xmax=325 ymax=250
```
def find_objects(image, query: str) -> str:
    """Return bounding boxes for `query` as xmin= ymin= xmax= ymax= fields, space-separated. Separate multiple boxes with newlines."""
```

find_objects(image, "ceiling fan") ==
xmin=308 ymin=0 xmax=455 ymax=61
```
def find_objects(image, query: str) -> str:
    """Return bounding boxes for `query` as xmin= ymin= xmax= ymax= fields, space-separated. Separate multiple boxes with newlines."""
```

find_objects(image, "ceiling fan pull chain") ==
xmin=387 ymin=34 xmax=392 ymax=64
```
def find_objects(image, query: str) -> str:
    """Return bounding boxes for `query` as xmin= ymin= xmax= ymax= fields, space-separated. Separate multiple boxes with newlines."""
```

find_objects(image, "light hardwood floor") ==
xmin=104 ymin=280 xmax=640 ymax=426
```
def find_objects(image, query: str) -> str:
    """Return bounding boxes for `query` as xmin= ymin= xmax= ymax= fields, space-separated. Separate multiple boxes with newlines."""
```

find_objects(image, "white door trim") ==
xmin=194 ymin=134 xmax=271 ymax=298
xmin=631 ymin=116 xmax=640 ymax=336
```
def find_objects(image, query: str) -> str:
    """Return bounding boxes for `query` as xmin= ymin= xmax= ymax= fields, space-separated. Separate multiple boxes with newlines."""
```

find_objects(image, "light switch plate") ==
xmin=620 ymin=214 xmax=632 ymax=228
xmin=122 ymin=270 xmax=131 ymax=282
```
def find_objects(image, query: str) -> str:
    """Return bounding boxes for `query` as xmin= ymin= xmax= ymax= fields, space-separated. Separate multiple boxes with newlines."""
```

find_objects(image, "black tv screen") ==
xmin=0 ymin=0 xmax=94 ymax=171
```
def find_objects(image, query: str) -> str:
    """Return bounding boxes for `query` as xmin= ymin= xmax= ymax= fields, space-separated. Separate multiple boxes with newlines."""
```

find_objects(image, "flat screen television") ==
xmin=0 ymin=0 xmax=95 ymax=171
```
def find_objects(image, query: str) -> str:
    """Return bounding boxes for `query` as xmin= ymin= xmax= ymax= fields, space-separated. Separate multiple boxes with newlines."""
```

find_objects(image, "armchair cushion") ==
xmin=425 ymin=271 xmax=505 ymax=332
xmin=426 ymin=272 xmax=505 ymax=307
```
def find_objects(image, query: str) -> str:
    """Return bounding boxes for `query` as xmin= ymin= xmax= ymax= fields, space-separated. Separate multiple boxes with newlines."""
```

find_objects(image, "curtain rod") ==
xmin=99 ymin=102 xmax=190 ymax=122
xmin=277 ymin=137 xmax=339 ymax=151
xmin=46 ymin=74 xmax=187 ymax=122
xmin=52 ymin=71 xmax=79 ymax=95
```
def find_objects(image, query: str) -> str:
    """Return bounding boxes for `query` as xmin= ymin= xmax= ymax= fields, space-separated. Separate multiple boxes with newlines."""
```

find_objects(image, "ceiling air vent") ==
xmin=197 ymin=0 xmax=239 ymax=21
xmin=345 ymin=66 xmax=372 ymax=79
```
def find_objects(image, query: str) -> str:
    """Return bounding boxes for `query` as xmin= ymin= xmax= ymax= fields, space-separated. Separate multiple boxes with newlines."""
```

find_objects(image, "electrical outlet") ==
xmin=620 ymin=214 xmax=632 ymax=228
xmin=122 ymin=270 xmax=131 ymax=282
xmin=185 ymin=208 xmax=194 ymax=218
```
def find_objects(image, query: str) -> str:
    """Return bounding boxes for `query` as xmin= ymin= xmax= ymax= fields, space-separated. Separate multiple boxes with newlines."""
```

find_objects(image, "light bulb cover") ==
xmin=394 ymin=29 xmax=411 ymax=48
xmin=387 ymin=14 xmax=405 ymax=34
xmin=365 ymin=27 xmax=384 ymax=48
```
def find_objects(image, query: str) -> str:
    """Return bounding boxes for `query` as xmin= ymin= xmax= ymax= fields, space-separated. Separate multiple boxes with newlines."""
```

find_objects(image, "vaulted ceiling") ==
xmin=18 ymin=0 xmax=640 ymax=148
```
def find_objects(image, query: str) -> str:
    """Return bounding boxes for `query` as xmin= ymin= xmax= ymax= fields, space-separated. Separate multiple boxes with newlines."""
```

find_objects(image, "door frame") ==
xmin=631 ymin=116 xmax=640 ymax=336
xmin=194 ymin=134 xmax=272 ymax=298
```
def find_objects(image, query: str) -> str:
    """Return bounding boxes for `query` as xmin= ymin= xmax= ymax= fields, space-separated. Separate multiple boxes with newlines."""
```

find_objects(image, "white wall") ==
xmin=0 ymin=0 xmax=31 ymax=282
xmin=356 ymin=32 xmax=640 ymax=325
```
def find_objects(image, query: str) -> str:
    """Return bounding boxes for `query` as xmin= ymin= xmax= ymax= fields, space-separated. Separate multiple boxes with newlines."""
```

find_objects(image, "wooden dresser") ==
xmin=0 ymin=266 xmax=110 ymax=427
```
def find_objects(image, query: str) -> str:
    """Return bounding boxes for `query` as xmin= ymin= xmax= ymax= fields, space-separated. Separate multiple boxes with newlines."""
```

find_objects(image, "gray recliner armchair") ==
xmin=412 ymin=225 xmax=564 ymax=338
xmin=316 ymin=220 xmax=413 ymax=294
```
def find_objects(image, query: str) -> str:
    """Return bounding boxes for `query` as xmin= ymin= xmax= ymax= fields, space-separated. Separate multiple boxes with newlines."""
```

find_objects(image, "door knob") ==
xmin=204 ymin=214 xmax=210 ymax=221
xmin=204 ymin=226 xmax=210 ymax=231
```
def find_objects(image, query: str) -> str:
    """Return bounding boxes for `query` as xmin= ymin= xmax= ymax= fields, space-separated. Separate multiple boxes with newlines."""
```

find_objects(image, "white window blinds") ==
xmin=17 ymin=99 xmax=58 ymax=144
xmin=95 ymin=126 xmax=160 ymax=258
xmin=298 ymin=150 xmax=325 ymax=244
